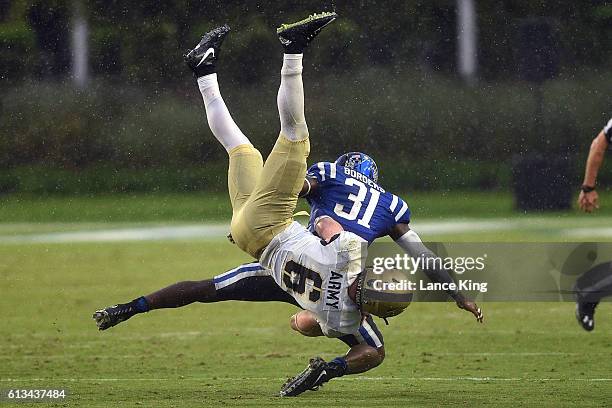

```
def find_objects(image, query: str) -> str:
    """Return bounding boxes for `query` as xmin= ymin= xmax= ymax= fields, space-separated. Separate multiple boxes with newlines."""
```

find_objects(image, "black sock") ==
xmin=195 ymin=65 xmax=216 ymax=78
xmin=128 ymin=296 xmax=150 ymax=314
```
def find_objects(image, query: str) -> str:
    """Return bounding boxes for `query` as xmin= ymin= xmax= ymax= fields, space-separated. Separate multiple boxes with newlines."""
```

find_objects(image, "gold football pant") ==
xmin=228 ymin=134 xmax=310 ymax=258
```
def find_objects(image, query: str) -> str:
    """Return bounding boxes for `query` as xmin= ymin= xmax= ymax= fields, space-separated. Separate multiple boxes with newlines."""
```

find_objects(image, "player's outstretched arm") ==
xmin=578 ymin=130 xmax=608 ymax=213
xmin=389 ymin=223 xmax=484 ymax=323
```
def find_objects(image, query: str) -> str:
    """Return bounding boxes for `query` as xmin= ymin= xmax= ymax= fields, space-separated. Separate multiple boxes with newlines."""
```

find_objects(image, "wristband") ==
xmin=581 ymin=185 xmax=596 ymax=193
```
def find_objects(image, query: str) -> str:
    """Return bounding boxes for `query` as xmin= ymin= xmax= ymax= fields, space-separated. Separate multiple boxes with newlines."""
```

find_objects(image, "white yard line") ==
xmin=0 ymin=224 xmax=229 ymax=244
xmin=564 ymin=227 xmax=612 ymax=238
xmin=1 ymin=218 xmax=612 ymax=244
xmin=1 ymin=377 xmax=610 ymax=382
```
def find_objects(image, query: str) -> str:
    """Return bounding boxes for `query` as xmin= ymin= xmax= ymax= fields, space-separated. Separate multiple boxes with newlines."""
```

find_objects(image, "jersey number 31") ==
xmin=333 ymin=178 xmax=380 ymax=228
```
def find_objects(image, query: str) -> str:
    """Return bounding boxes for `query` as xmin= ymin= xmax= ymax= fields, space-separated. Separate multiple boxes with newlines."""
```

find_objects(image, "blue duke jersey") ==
xmin=306 ymin=162 xmax=411 ymax=243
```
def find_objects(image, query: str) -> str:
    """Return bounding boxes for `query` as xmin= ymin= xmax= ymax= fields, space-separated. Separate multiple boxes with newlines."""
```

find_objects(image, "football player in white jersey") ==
xmin=94 ymin=216 xmax=404 ymax=393
xmin=94 ymin=13 xmax=482 ymax=396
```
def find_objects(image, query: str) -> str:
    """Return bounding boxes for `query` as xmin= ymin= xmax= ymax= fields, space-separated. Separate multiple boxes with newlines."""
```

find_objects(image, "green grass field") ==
xmin=2 ymin=189 xmax=612 ymax=222
xmin=2 ymin=193 xmax=612 ymax=407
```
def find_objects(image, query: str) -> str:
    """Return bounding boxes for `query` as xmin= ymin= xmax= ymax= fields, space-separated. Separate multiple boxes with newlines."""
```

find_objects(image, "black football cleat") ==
xmin=277 ymin=12 xmax=337 ymax=54
xmin=93 ymin=303 xmax=138 ymax=331
xmin=279 ymin=357 xmax=333 ymax=397
xmin=575 ymin=301 xmax=597 ymax=331
xmin=184 ymin=24 xmax=231 ymax=77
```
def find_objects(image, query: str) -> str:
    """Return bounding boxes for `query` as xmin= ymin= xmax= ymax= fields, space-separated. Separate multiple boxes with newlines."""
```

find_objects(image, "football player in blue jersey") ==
xmin=301 ymin=151 xmax=482 ymax=307
xmin=304 ymin=152 xmax=409 ymax=245
xmin=294 ymin=151 xmax=483 ymax=332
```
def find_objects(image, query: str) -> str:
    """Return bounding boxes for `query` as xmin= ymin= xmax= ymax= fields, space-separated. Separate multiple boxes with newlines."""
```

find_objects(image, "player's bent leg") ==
xmin=290 ymin=310 xmax=324 ymax=337
xmin=199 ymin=73 xmax=264 ymax=218
xmin=279 ymin=346 xmax=384 ymax=397
xmin=230 ymin=135 xmax=310 ymax=258
xmin=231 ymin=46 xmax=311 ymax=257
xmin=231 ymin=15 xmax=337 ymax=258
xmin=344 ymin=344 xmax=385 ymax=374
xmin=199 ymin=78 xmax=264 ymax=218
xmin=230 ymin=54 xmax=311 ymax=256
xmin=185 ymin=26 xmax=264 ymax=220
xmin=279 ymin=315 xmax=385 ymax=396
xmin=331 ymin=315 xmax=385 ymax=376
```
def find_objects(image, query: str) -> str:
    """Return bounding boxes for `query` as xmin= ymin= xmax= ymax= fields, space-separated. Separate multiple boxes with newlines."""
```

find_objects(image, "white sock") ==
xmin=277 ymin=54 xmax=309 ymax=142
xmin=281 ymin=53 xmax=303 ymax=75
xmin=197 ymin=74 xmax=250 ymax=152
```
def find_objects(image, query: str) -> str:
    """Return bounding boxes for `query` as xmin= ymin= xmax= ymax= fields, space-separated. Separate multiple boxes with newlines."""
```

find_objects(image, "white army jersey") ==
xmin=260 ymin=221 xmax=367 ymax=337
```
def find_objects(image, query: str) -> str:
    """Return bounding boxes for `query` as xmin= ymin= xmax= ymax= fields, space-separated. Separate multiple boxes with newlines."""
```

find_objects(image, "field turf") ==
xmin=2 ymin=193 xmax=612 ymax=407
xmin=2 ymin=189 xmax=612 ymax=222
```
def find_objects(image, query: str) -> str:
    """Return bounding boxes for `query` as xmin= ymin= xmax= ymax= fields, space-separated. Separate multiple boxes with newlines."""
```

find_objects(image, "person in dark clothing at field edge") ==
xmin=575 ymin=118 xmax=612 ymax=331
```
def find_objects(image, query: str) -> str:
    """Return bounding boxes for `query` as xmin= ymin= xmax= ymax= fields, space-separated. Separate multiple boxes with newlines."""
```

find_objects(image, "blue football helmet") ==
xmin=335 ymin=152 xmax=379 ymax=183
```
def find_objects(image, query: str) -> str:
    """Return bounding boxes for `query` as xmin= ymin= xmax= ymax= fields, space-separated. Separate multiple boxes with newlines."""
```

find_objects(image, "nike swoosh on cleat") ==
xmin=196 ymin=48 xmax=215 ymax=67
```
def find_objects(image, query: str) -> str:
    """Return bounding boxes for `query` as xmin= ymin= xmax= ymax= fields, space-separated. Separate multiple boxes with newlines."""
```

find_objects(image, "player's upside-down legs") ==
xmin=182 ymin=14 xmax=312 ymax=260
xmin=226 ymin=46 xmax=311 ymax=258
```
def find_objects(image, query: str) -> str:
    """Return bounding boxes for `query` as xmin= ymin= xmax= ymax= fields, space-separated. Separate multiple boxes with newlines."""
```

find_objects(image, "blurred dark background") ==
xmin=0 ymin=0 xmax=611 ymax=196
